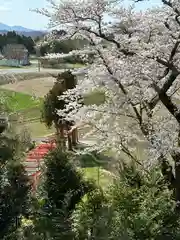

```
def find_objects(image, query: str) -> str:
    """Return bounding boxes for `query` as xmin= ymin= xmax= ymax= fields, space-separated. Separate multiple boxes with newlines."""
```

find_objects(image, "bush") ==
xmin=0 ymin=108 xmax=31 ymax=239
xmin=40 ymin=54 xmax=84 ymax=68
xmin=72 ymin=166 xmax=180 ymax=240
xmin=38 ymin=38 xmax=90 ymax=56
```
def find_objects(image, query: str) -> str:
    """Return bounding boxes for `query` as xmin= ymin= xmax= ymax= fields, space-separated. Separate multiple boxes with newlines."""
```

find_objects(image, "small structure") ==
xmin=25 ymin=141 xmax=56 ymax=192
xmin=2 ymin=44 xmax=29 ymax=66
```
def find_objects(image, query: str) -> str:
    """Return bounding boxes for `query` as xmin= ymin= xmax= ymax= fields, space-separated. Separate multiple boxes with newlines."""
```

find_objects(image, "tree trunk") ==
xmin=72 ymin=128 xmax=78 ymax=146
xmin=156 ymin=90 xmax=180 ymax=206
xmin=171 ymin=150 xmax=180 ymax=210
xmin=160 ymin=155 xmax=176 ymax=191
xmin=55 ymin=124 xmax=66 ymax=149
xmin=66 ymin=124 xmax=73 ymax=151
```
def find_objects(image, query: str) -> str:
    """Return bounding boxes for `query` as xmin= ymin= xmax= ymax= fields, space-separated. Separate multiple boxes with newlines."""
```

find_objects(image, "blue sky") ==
xmin=0 ymin=0 xmax=161 ymax=30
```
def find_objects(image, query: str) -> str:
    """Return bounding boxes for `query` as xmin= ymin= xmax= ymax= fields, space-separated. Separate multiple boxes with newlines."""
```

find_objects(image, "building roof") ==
xmin=2 ymin=43 xmax=28 ymax=54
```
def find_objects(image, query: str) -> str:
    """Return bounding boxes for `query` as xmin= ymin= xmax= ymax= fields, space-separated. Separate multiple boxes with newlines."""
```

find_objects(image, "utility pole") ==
xmin=34 ymin=41 xmax=41 ymax=72
xmin=36 ymin=47 xmax=41 ymax=72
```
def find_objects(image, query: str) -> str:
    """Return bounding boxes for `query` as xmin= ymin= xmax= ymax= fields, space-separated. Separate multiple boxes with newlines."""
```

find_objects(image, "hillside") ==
xmin=0 ymin=23 xmax=47 ymax=38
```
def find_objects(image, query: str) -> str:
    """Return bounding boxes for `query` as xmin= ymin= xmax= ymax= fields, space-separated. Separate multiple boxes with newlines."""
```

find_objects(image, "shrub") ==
xmin=72 ymin=166 xmax=180 ymax=240
xmin=0 ymin=109 xmax=31 ymax=239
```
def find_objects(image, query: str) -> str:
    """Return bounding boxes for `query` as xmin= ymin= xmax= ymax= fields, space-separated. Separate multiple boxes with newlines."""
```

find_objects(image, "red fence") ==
xmin=25 ymin=141 xmax=56 ymax=192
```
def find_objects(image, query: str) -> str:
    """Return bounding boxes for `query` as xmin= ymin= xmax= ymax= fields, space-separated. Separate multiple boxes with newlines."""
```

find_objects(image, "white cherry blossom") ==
xmin=37 ymin=0 xmax=180 ymax=172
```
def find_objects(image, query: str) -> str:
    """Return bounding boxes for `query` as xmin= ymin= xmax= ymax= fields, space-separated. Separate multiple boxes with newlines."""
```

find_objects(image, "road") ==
xmin=0 ymin=66 xmax=88 ymax=76
xmin=0 ymin=68 xmax=64 ymax=75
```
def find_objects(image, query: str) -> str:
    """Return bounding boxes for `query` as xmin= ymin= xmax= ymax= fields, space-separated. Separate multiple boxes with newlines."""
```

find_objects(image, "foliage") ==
xmin=0 ymin=31 xmax=35 ymax=54
xmin=41 ymin=70 xmax=78 ymax=128
xmin=0 ymin=162 xmax=31 ymax=240
xmin=0 ymin=104 xmax=31 ymax=239
xmin=33 ymin=148 xmax=95 ymax=239
xmin=72 ymin=166 xmax=180 ymax=240
xmin=8 ymin=1 xmax=180 ymax=239
xmin=41 ymin=76 xmax=65 ymax=128
xmin=38 ymin=38 xmax=89 ymax=56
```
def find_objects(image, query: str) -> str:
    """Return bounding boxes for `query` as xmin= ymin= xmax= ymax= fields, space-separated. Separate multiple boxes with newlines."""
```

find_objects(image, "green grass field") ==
xmin=0 ymin=89 xmax=42 ymax=111
xmin=73 ymin=150 xmax=115 ymax=188
xmin=0 ymin=89 xmax=55 ymax=138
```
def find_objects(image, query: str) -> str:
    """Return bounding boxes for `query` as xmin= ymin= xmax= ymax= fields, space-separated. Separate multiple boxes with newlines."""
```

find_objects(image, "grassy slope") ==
xmin=0 ymin=89 xmax=55 ymax=137
xmin=0 ymin=89 xmax=41 ymax=111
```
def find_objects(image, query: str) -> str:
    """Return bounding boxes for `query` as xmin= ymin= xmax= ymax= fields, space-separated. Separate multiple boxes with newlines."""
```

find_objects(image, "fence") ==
xmin=0 ymin=58 xmax=29 ymax=67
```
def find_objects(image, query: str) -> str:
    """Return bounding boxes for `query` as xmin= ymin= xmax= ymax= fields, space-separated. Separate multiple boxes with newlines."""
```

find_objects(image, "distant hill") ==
xmin=0 ymin=23 xmax=47 ymax=38
xmin=0 ymin=22 xmax=35 ymax=32
xmin=0 ymin=30 xmax=47 ymax=38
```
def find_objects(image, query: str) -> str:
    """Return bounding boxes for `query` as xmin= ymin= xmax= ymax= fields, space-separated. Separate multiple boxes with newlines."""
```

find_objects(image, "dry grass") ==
xmin=1 ymin=77 xmax=55 ymax=98
xmin=25 ymin=121 xmax=55 ymax=138
xmin=0 ymin=72 xmax=55 ymax=86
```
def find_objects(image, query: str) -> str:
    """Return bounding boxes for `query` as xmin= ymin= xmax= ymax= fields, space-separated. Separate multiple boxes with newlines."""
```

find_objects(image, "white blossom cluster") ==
xmin=37 ymin=0 xmax=180 ymax=169
xmin=41 ymin=48 xmax=95 ymax=61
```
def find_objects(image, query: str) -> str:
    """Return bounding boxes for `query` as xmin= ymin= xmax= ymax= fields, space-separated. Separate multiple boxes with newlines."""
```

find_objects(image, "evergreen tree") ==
xmin=0 ymin=105 xmax=31 ymax=239
xmin=41 ymin=70 xmax=77 ymax=128
xmin=41 ymin=70 xmax=83 ymax=149
xmin=34 ymin=148 xmax=94 ymax=239
xmin=0 ymin=31 xmax=35 ymax=54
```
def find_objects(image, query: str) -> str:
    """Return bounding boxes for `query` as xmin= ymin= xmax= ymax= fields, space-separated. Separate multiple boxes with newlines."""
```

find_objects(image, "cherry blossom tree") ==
xmin=36 ymin=0 xmax=180 ymax=205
